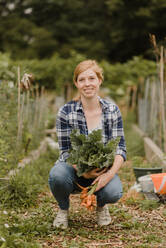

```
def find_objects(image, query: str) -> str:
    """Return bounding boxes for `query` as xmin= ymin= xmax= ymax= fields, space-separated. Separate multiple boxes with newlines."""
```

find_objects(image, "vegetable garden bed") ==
xmin=0 ymin=111 xmax=166 ymax=248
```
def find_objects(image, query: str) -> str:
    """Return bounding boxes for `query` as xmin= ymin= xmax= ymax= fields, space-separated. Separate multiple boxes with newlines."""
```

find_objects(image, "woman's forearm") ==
xmin=106 ymin=155 xmax=124 ymax=179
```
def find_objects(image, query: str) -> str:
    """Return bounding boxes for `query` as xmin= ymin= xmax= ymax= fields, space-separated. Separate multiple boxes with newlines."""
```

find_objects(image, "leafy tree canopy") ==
xmin=0 ymin=0 xmax=166 ymax=62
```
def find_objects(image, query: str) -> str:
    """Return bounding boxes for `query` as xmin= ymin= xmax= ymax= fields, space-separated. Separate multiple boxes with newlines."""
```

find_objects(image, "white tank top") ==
xmin=88 ymin=119 xmax=102 ymax=134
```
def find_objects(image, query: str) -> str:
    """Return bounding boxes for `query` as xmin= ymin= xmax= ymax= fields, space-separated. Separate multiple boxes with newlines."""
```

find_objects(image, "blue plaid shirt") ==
xmin=56 ymin=97 xmax=126 ymax=162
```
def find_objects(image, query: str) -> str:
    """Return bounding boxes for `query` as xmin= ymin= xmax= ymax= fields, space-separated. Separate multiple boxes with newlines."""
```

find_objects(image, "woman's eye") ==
xmin=79 ymin=78 xmax=84 ymax=82
xmin=89 ymin=77 xmax=95 ymax=80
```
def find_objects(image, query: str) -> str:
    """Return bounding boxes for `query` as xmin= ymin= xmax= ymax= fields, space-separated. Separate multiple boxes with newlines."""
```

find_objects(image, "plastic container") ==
xmin=138 ymin=175 xmax=154 ymax=193
xmin=133 ymin=167 xmax=162 ymax=182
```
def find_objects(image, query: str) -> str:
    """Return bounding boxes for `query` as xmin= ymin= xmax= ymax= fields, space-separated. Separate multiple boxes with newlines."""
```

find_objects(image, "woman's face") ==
xmin=75 ymin=68 xmax=101 ymax=99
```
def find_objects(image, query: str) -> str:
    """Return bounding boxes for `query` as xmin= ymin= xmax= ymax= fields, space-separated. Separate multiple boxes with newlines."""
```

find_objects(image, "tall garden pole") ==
xmin=160 ymin=46 xmax=166 ymax=152
xmin=38 ymin=86 xmax=45 ymax=125
xmin=17 ymin=66 xmax=21 ymax=146
xmin=34 ymin=84 xmax=39 ymax=129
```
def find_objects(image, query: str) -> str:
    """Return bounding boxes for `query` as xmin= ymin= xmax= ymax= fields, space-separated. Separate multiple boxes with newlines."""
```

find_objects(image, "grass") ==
xmin=0 ymin=111 xmax=166 ymax=247
xmin=0 ymin=81 xmax=52 ymax=178
xmin=0 ymin=148 xmax=59 ymax=209
xmin=1 ymin=192 xmax=165 ymax=247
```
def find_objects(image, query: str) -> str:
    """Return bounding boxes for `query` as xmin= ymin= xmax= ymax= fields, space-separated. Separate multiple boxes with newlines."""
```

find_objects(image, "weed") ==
xmin=109 ymin=206 xmax=133 ymax=221
xmin=162 ymin=209 xmax=166 ymax=217
xmin=0 ymin=148 xmax=59 ymax=209
xmin=143 ymin=233 xmax=161 ymax=243
xmin=138 ymin=199 xmax=160 ymax=210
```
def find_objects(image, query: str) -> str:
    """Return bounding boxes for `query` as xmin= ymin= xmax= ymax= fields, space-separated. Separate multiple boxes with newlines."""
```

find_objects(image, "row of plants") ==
xmin=0 ymin=52 xmax=156 ymax=100
xmin=0 ymin=75 xmax=53 ymax=177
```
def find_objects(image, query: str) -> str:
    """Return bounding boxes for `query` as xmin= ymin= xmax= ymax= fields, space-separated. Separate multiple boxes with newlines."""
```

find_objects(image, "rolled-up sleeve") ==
xmin=56 ymin=107 xmax=71 ymax=162
xmin=112 ymin=105 xmax=127 ymax=161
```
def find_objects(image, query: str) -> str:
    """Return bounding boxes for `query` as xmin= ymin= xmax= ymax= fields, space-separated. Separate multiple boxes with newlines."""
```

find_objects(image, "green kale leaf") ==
xmin=67 ymin=129 xmax=120 ymax=177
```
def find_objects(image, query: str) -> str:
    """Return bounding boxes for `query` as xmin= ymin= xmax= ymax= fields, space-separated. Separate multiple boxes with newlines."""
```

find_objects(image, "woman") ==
xmin=49 ymin=60 xmax=126 ymax=229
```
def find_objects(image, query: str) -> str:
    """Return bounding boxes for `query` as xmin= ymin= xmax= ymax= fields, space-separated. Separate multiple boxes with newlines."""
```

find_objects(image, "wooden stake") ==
xmin=160 ymin=46 xmax=166 ymax=152
xmin=25 ymin=90 xmax=30 ymax=122
xmin=17 ymin=66 xmax=21 ymax=146
xmin=150 ymin=80 xmax=155 ymax=136
xmin=34 ymin=84 xmax=39 ymax=128
xmin=38 ymin=86 xmax=45 ymax=125
xmin=19 ymin=92 xmax=25 ymax=142
xmin=159 ymin=86 xmax=162 ymax=149
xmin=131 ymin=85 xmax=137 ymax=110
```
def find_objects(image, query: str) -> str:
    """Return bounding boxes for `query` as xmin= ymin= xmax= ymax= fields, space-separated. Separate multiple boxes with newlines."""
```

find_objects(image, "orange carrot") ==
xmin=76 ymin=183 xmax=97 ymax=211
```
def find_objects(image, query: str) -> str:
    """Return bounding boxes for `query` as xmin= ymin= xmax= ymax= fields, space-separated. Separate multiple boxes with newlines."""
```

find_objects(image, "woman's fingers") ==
xmin=83 ymin=167 xmax=108 ymax=179
xmin=72 ymin=164 xmax=77 ymax=170
xmin=94 ymin=168 xmax=107 ymax=177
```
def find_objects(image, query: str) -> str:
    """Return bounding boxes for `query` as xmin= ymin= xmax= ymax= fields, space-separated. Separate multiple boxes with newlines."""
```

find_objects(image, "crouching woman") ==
xmin=48 ymin=60 xmax=126 ymax=229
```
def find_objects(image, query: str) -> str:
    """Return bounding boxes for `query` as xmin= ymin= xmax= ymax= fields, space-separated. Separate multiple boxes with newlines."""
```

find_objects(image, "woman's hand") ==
xmin=72 ymin=164 xmax=77 ymax=170
xmin=82 ymin=168 xmax=107 ymax=179
xmin=92 ymin=170 xmax=114 ymax=192
xmin=91 ymin=155 xmax=124 ymax=192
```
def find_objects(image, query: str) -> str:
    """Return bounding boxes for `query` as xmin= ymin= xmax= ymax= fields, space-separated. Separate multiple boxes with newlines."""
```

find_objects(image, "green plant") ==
xmin=0 ymin=79 xmax=50 ymax=177
xmin=138 ymin=200 xmax=159 ymax=210
xmin=0 ymin=148 xmax=59 ymax=209
xmin=131 ymin=156 xmax=161 ymax=168
xmin=101 ymin=56 xmax=156 ymax=100
xmin=67 ymin=129 xmax=120 ymax=176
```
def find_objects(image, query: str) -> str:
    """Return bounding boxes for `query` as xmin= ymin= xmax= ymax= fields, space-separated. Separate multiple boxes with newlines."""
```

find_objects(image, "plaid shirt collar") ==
xmin=75 ymin=96 xmax=109 ymax=112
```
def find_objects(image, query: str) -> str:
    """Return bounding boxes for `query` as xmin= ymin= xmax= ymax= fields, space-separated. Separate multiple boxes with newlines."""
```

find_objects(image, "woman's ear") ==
xmin=74 ymin=81 xmax=78 ymax=88
xmin=99 ymin=79 xmax=102 ymax=86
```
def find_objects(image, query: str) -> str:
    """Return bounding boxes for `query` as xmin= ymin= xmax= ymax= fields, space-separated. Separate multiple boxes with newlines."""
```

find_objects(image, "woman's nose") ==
xmin=85 ymin=79 xmax=90 ymax=85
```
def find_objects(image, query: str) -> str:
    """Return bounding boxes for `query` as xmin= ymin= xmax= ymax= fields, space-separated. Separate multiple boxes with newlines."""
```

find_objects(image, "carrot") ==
xmin=80 ymin=194 xmax=87 ymax=199
xmin=86 ymin=195 xmax=92 ymax=207
xmin=76 ymin=182 xmax=97 ymax=211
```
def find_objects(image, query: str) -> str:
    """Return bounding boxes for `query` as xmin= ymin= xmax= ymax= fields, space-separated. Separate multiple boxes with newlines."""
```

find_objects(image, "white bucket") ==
xmin=138 ymin=175 xmax=154 ymax=193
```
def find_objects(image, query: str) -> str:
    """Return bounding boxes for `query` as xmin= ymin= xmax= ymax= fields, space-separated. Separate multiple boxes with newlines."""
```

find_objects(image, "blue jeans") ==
xmin=48 ymin=162 xmax=123 ymax=210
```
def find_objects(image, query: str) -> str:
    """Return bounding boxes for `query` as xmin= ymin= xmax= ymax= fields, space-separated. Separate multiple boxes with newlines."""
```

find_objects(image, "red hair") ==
xmin=73 ymin=60 xmax=103 ymax=83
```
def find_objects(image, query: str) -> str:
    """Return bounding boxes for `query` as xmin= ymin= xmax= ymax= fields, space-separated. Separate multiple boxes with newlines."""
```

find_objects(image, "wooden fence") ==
xmin=137 ymin=77 xmax=166 ymax=153
xmin=16 ymin=69 xmax=49 ymax=152
xmin=128 ymin=46 xmax=166 ymax=153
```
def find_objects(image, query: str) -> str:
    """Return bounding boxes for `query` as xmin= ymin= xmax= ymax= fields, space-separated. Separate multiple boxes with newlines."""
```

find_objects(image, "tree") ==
xmin=0 ymin=0 xmax=166 ymax=62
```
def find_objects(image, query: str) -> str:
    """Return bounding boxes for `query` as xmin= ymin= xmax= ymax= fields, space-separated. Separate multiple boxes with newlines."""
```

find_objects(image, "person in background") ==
xmin=48 ymin=60 xmax=126 ymax=229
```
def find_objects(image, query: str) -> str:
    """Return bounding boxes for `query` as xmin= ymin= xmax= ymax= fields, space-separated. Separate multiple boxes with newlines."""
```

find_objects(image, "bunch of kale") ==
xmin=67 ymin=129 xmax=120 ymax=177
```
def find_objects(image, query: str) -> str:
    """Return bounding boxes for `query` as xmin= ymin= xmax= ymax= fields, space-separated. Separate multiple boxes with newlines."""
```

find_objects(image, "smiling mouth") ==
xmin=84 ymin=88 xmax=93 ymax=92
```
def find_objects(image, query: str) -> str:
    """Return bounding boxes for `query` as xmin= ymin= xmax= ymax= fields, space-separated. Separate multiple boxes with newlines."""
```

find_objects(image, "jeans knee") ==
xmin=97 ymin=187 xmax=123 ymax=205
xmin=48 ymin=161 xmax=76 ymax=188
xmin=109 ymin=191 xmax=123 ymax=203
xmin=48 ymin=173 xmax=63 ymax=187
xmin=49 ymin=166 xmax=65 ymax=186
